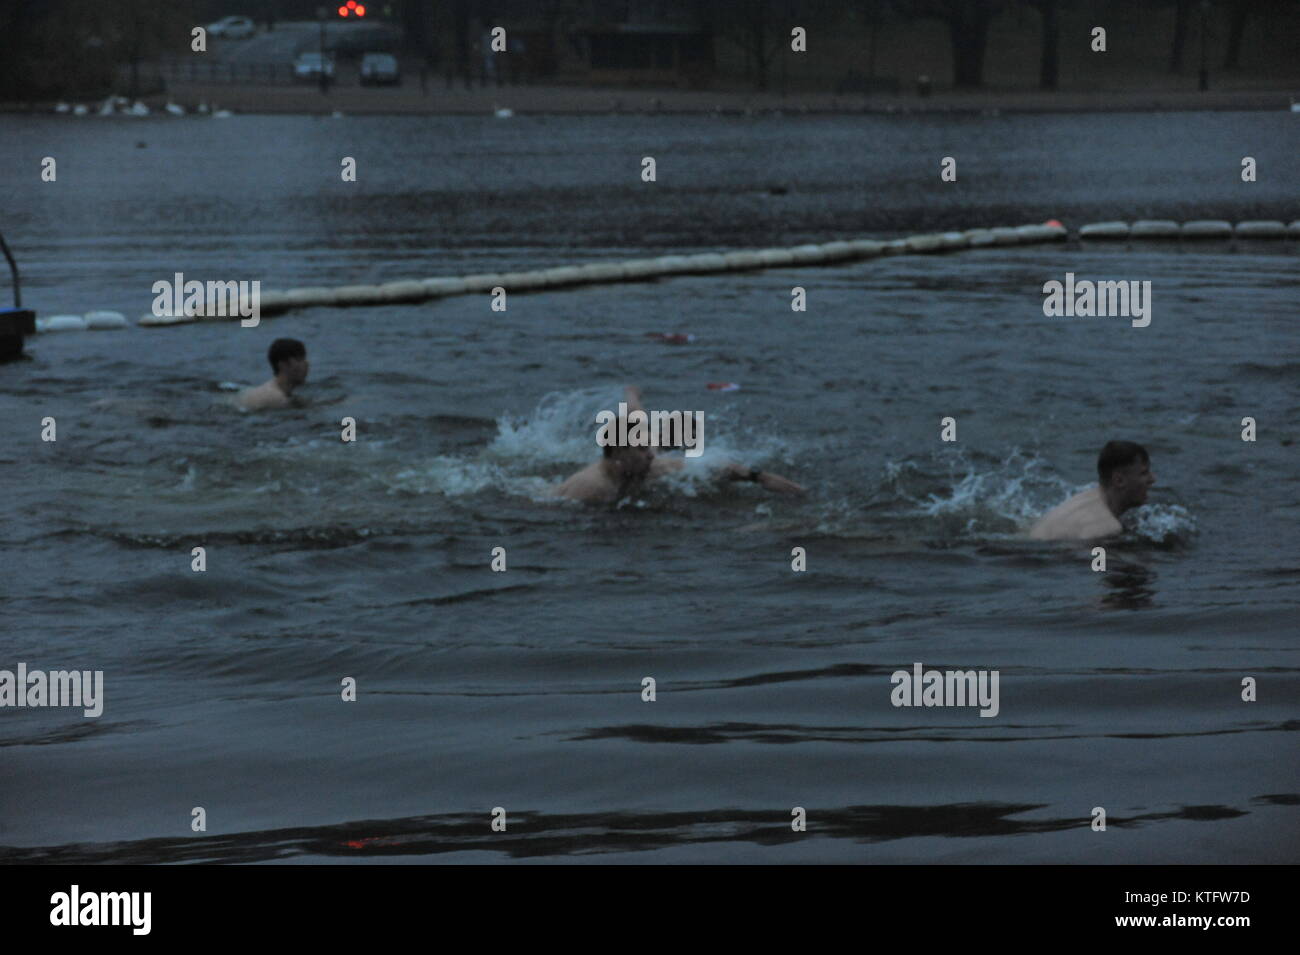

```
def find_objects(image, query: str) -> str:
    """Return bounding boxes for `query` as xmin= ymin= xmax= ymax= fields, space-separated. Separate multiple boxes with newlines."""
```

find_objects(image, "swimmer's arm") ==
xmin=720 ymin=461 xmax=806 ymax=494
xmin=649 ymin=455 xmax=686 ymax=478
xmin=551 ymin=463 xmax=613 ymax=503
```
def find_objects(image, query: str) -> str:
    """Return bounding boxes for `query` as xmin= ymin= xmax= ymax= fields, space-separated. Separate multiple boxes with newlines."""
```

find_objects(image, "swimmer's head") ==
xmin=1098 ymin=440 xmax=1154 ymax=511
xmin=603 ymin=433 xmax=654 ymax=482
xmin=269 ymin=338 xmax=309 ymax=387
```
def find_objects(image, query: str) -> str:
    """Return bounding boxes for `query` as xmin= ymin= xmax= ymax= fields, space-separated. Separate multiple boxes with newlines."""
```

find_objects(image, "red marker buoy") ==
xmin=1044 ymin=219 xmax=1063 ymax=228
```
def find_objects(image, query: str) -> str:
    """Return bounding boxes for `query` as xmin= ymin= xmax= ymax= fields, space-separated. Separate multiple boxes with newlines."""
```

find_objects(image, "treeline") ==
xmin=1 ymin=0 xmax=1295 ymax=101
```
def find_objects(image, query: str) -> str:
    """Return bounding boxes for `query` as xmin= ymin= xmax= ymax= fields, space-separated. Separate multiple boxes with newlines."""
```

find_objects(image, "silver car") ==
xmin=207 ymin=16 xmax=256 ymax=40
xmin=359 ymin=53 xmax=400 ymax=86
xmin=293 ymin=52 xmax=336 ymax=82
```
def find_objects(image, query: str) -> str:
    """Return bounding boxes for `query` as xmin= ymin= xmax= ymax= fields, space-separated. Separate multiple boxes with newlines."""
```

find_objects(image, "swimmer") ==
xmin=550 ymin=385 xmax=805 ymax=504
xmin=237 ymin=338 xmax=309 ymax=411
xmin=1029 ymin=440 xmax=1155 ymax=541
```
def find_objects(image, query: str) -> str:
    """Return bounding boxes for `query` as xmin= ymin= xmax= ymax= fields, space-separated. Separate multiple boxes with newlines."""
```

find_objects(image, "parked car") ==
xmin=207 ymin=16 xmax=256 ymax=40
xmin=293 ymin=52 xmax=336 ymax=82
xmin=359 ymin=53 xmax=400 ymax=86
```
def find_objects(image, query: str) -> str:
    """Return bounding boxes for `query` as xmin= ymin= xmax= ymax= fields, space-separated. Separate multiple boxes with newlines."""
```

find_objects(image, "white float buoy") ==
xmin=789 ymin=244 xmax=829 ymax=264
xmin=574 ymin=262 xmax=628 ymax=282
xmin=903 ymin=233 xmax=946 ymax=253
xmin=1078 ymin=221 xmax=1130 ymax=238
xmin=461 ymin=273 xmax=507 ymax=293
xmin=1181 ymin=220 xmax=1232 ymax=238
xmin=280 ymin=287 xmax=334 ymax=308
xmin=1014 ymin=224 xmax=1063 ymax=243
xmin=681 ymin=253 xmax=729 ymax=273
xmin=1130 ymin=219 xmax=1180 ymax=238
xmin=37 ymin=315 xmax=88 ymax=332
xmin=54 ymin=102 xmax=71 ymax=113
xmin=721 ymin=251 xmax=764 ymax=270
xmin=493 ymin=106 xmax=514 ymax=118
xmin=84 ymin=310 xmax=128 ymax=330
xmin=497 ymin=271 xmax=549 ymax=291
xmin=330 ymin=284 xmax=384 ymax=305
xmin=540 ymin=266 xmax=586 ymax=287
xmin=756 ymin=248 xmax=797 ymax=266
xmin=72 ymin=104 xmax=88 ymax=116
xmin=1234 ymin=220 xmax=1287 ymax=238
xmin=817 ymin=241 xmax=856 ymax=262
xmin=377 ymin=280 xmax=429 ymax=303
xmin=620 ymin=258 xmax=672 ymax=279
xmin=420 ymin=277 xmax=469 ymax=296
xmin=138 ymin=311 xmax=197 ymax=327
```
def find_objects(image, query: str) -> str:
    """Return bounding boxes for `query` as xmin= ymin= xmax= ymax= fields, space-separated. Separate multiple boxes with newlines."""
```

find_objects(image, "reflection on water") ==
xmin=1099 ymin=560 xmax=1158 ymax=611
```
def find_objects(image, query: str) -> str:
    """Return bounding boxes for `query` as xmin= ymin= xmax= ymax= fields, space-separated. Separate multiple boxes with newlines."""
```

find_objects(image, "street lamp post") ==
xmin=1198 ymin=0 xmax=1210 ymax=92
xmin=318 ymin=6 xmax=328 ymax=94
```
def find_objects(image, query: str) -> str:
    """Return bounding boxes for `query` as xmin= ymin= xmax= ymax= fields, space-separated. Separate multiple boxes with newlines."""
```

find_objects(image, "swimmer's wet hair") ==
xmin=1098 ymin=440 xmax=1149 ymax=485
xmin=268 ymin=338 xmax=306 ymax=372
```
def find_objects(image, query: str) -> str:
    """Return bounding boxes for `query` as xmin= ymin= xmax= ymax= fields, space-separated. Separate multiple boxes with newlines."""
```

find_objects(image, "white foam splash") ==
xmin=1125 ymin=503 xmax=1198 ymax=545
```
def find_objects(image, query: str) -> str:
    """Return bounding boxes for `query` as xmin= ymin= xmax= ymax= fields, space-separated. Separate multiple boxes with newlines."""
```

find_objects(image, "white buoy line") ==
xmin=31 ymin=220 xmax=1299 ymax=333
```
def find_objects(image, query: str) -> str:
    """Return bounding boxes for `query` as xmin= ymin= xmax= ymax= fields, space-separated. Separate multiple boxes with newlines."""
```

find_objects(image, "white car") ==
xmin=293 ymin=52 xmax=336 ymax=81
xmin=207 ymin=16 xmax=256 ymax=40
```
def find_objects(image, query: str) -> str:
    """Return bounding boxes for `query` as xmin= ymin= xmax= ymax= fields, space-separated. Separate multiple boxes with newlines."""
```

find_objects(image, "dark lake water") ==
xmin=1 ymin=111 xmax=1297 ymax=862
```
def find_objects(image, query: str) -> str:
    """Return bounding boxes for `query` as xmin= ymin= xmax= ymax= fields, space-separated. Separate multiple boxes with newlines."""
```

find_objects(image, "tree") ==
xmin=702 ymin=0 xmax=793 ymax=91
xmin=1169 ymin=0 xmax=1194 ymax=72
xmin=1026 ymin=0 xmax=1059 ymax=90
xmin=891 ymin=0 xmax=1006 ymax=89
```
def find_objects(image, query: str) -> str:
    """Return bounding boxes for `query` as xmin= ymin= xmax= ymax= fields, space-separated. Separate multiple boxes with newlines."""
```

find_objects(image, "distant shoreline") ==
xmin=4 ymin=83 xmax=1295 ymax=116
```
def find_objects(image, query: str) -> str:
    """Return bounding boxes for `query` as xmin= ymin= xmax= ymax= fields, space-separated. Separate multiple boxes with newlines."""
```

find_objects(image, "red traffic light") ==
xmin=338 ymin=0 xmax=366 ymax=15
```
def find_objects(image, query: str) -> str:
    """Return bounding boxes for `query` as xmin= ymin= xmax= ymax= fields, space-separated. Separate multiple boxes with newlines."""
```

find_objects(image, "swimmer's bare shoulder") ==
xmin=236 ymin=381 xmax=290 ymax=411
xmin=550 ymin=462 xmax=616 ymax=503
xmin=1029 ymin=487 xmax=1123 ymax=541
